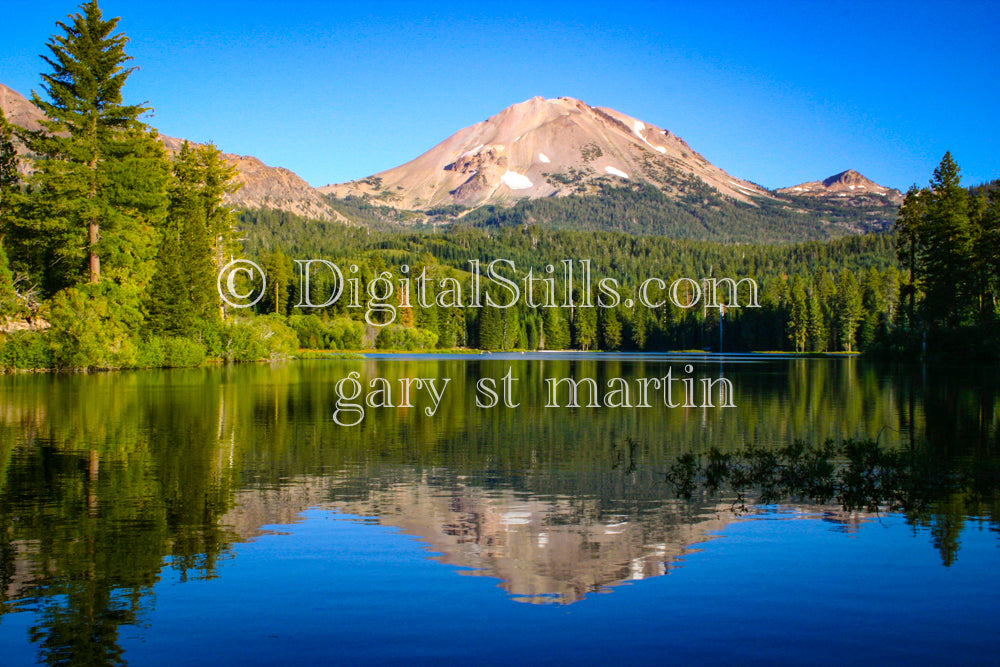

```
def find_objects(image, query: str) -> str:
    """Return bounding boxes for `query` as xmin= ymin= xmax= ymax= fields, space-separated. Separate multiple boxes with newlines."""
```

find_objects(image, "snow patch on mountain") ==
xmin=501 ymin=171 xmax=533 ymax=190
xmin=460 ymin=144 xmax=485 ymax=158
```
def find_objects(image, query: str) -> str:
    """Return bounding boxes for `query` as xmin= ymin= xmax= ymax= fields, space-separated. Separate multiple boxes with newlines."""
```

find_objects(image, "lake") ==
xmin=0 ymin=354 xmax=998 ymax=665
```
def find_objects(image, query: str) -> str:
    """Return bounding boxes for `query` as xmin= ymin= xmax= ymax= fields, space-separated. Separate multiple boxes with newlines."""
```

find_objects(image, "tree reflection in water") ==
xmin=0 ymin=357 xmax=998 ymax=665
xmin=664 ymin=438 xmax=1000 ymax=566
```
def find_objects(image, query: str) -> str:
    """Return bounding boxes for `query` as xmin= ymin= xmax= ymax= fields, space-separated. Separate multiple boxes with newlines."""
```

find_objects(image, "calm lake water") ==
xmin=0 ymin=354 xmax=998 ymax=665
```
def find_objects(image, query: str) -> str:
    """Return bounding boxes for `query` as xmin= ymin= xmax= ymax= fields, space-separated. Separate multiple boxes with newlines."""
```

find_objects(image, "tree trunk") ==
xmin=88 ymin=220 xmax=100 ymax=283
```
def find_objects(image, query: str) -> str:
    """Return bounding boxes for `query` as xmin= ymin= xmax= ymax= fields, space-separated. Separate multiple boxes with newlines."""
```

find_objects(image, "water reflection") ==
xmin=219 ymin=470 xmax=889 ymax=606
xmin=0 ymin=356 xmax=998 ymax=664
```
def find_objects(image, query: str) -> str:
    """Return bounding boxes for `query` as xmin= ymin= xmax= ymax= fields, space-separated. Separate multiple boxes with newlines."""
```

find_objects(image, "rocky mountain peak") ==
xmin=778 ymin=169 xmax=903 ymax=204
xmin=320 ymin=96 xmax=772 ymax=210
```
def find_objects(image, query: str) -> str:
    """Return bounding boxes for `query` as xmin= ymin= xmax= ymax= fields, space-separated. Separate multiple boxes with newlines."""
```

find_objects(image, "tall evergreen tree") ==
xmin=834 ymin=269 xmax=863 ymax=351
xmin=807 ymin=281 xmax=827 ymax=352
xmin=477 ymin=303 xmax=503 ymax=350
xmin=628 ymin=301 xmax=649 ymax=350
xmin=971 ymin=189 xmax=1000 ymax=323
xmin=816 ymin=273 xmax=836 ymax=351
xmin=895 ymin=185 xmax=926 ymax=329
xmin=263 ymin=249 xmax=292 ymax=316
xmin=787 ymin=276 xmax=809 ymax=352
xmin=920 ymin=152 xmax=972 ymax=327
xmin=858 ymin=268 xmax=883 ymax=350
xmin=543 ymin=307 xmax=570 ymax=350
xmin=196 ymin=142 xmax=240 ymax=274
xmin=599 ymin=306 xmax=623 ymax=350
xmin=501 ymin=303 xmax=521 ymax=350
xmin=146 ymin=142 xmax=230 ymax=335
xmin=0 ymin=110 xmax=20 ymax=315
xmin=145 ymin=219 xmax=189 ymax=336
xmin=0 ymin=109 xmax=16 ymax=199
xmin=20 ymin=0 xmax=168 ymax=293
xmin=571 ymin=301 xmax=597 ymax=350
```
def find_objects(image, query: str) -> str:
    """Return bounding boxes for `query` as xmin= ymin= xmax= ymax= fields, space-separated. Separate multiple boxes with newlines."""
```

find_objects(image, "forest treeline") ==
xmin=239 ymin=218 xmax=904 ymax=354
xmin=206 ymin=159 xmax=1000 ymax=360
xmin=0 ymin=1 xmax=996 ymax=369
xmin=324 ymin=179 xmax=897 ymax=242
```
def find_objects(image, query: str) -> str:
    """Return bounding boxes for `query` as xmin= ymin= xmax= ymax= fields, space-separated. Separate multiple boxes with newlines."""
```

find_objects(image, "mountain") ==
xmin=0 ymin=82 xmax=341 ymax=222
xmin=0 ymin=82 xmax=47 ymax=173
xmin=777 ymin=169 xmax=904 ymax=205
xmin=5 ymin=80 xmax=902 ymax=242
xmin=320 ymin=96 xmax=773 ymax=209
xmin=157 ymin=135 xmax=341 ymax=221
xmin=0 ymin=83 xmax=46 ymax=135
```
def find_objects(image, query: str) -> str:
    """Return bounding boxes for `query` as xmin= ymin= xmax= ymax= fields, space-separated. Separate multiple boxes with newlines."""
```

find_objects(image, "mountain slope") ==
xmin=1 ymin=82 xmax=340 ymax=222
xmin=320 ymin=96 xmax=773 ymax=209
xmin=0 ymin=83 xmax=46 ymax=136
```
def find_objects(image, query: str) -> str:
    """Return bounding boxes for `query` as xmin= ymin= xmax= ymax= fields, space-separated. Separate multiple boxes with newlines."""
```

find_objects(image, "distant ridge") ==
xmin=0 ymin=82 xmax=341 ymax=222
xmin=777 ymin=169 xmax=903 ymax=205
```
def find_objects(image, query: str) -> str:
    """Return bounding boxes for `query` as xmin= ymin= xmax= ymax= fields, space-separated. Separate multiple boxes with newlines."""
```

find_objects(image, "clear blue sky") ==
xmin=2 ymin=0 xmax=998 ymax=190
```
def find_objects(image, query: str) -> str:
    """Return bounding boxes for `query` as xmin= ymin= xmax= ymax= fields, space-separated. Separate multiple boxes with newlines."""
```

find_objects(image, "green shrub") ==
xmin=135 ymin=337 xmax=165 ymax=368
xmin=326 ymin=317 xmax=364 ymax=349
xmin=220 ymin=314 xmax=297 ymax=362
xmin=45 ymin=284 xmax=143 ymax=369
xmin=193 ymin=319 xmax=226 ymax=359
xmin=375 ymin=325 xmax=438 ymax=351
xmin=287 ymin=314 xmax=365 ymax=350
xmin=162 ymin=337 xmax=207 ymax=367
xmin=136 ymin=336 xmax=206 ymax=368
xmin=288 ymin=313 xmax=326 ymax=349
xmin=0 ymin=331 xmax=54 ymax=370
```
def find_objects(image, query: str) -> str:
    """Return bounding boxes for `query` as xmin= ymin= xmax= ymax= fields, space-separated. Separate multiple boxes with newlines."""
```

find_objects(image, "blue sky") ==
xmin=2 ymin=0 xmax=998 ymax=190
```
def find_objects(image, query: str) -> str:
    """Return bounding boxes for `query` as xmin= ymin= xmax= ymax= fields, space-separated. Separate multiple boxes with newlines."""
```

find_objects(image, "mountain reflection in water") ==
xmin=219 ymin=469 xmax=886 ymax=605
xmin=0 ymin=356 xmax=998 ymax=665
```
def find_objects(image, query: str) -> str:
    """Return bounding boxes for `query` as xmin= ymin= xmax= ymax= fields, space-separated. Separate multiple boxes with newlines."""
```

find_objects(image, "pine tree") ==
xmin=543 ymin=307 xmax=570 ymax=350
xmin=477 ymin=303 xmax=503 ymax=350
xmin=599 ymin=306 xmax=623 ymax=350
xmin=628 ymin=301 xmax=649 ymax=350
xmin=979 ymin=190 xmax=1000 ymax=321
xmin=501 ymin=303 xmax=521 ymax=350
xmin=816 ymin=273 xmax=836 ymax=351
xmin=0 ymin=109 xmax=16 ymax=200
xmin=895 ymin=185 xmax=926 ymax=329
xmin=196 ymin=143 xmax=240 ymax=274
xmin=807 ymin=281 xmax=827 ymax=352
xmin=21 ymin=0 xmax=168 ymax=294
xmin=970 ymin=188 xmax=1000 ymax=323
xmin=263 ymin=250 xmax=292 ymax=316
xmin=414 ymin=296 xmax=439 ymax=339
xmin=145 ymin=142 xmax=227 ymax=336
xmin=0 ymin=110 xmax=20 ymax=315
xmin=571 ymin=302 xmax=597 ymax=350
xmin=920 ymin=152 xmax=972 ymax=327
xmin=145 ymin=222 xmax=189 ymax=336
xmin=787 ymin=276 xmax=809 ymax=352
xmin=858 ymin=268 xmax=883 ymax=350
xmin=834 ymin=269 xmax=862 ymax=351
xmin=525 ymin=313 xmax=540 ymax=350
